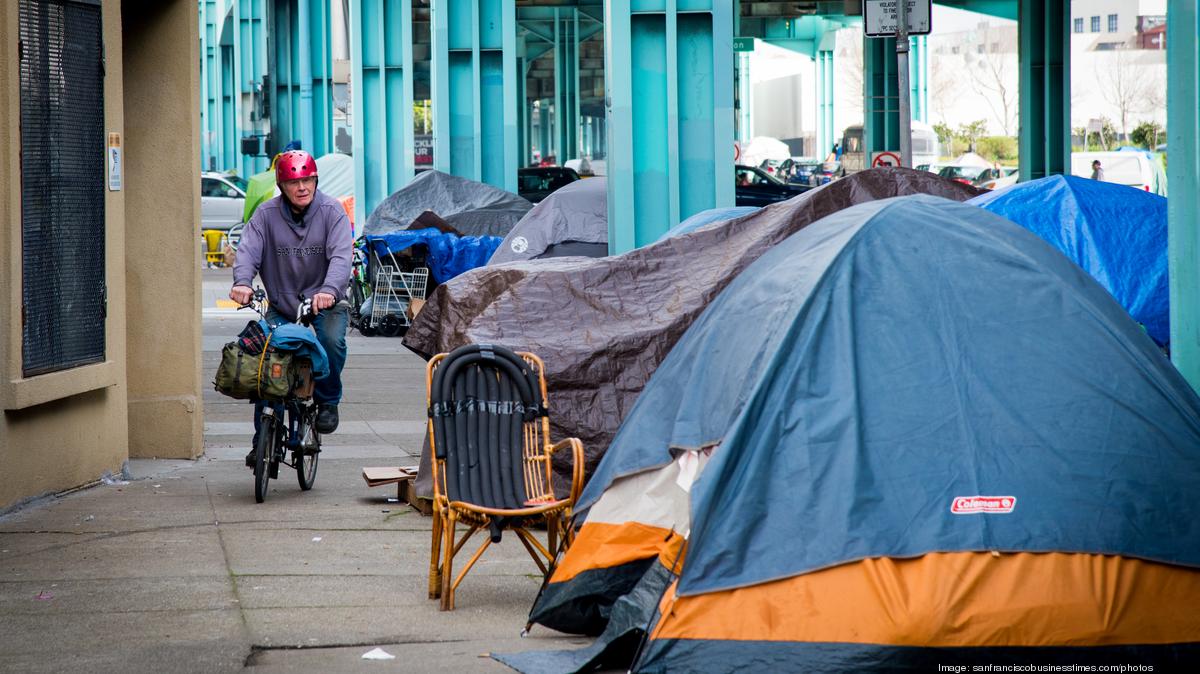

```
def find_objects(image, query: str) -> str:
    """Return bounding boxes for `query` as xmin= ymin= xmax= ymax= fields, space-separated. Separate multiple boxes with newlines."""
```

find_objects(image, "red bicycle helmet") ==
xmin=275 ymin=150 xmax=318 ymax=182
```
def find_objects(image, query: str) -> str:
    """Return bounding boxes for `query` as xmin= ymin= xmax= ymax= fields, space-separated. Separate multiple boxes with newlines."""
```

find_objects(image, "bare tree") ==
xmin=837 ymin=31 xmax=864 ymax=118
xmin=966 ymin=24 xmax=1017 ymax=135
xmin=1095 ymin=47 xmax=1155 ymax=140
xmin=930 ymin=57 xmax=956 ymax=123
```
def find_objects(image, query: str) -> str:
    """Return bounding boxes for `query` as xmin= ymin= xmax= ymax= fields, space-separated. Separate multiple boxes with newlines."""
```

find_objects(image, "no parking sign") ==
xmin=871 ymin=151 xmax=902 ymax=168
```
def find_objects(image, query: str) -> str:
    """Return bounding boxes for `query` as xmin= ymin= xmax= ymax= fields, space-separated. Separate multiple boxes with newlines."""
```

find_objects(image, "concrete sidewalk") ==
xmin=0 ymin=287 xmax=585 ymax=673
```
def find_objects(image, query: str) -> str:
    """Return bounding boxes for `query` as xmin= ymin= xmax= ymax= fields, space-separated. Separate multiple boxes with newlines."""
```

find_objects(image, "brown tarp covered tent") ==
xmin=403 ymin=168 xmax=982 ymax=492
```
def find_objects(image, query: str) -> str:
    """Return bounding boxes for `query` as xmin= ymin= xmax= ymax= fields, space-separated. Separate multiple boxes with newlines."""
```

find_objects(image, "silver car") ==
xmin=201 ymin=172 xmax=247 ymax=231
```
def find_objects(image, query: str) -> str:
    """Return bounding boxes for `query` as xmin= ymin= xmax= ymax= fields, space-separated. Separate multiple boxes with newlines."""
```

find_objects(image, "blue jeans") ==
xmin=254 ymin=302 xmax=349 ymax=435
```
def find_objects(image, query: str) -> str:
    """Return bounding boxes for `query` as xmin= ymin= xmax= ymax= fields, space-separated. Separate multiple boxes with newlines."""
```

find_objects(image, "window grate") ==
xmin=19 ymin=0 xmax=106 ymax=378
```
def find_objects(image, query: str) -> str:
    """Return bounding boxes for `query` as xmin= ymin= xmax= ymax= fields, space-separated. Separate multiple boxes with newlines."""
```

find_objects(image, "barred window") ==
xmin=19 ymin=0 xmax=107 ymax=377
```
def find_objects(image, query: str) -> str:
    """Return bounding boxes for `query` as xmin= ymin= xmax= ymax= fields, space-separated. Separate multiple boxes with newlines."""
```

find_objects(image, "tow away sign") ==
xmin=864 ymin=0 xmax=932 ymax=37
xmin=871 ymin=151 xmax=902 ymax=168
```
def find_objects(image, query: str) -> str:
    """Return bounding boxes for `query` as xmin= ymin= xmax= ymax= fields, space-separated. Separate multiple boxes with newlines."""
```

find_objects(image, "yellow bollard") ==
xmin=202 ymin=229 xmax=226 ymax=267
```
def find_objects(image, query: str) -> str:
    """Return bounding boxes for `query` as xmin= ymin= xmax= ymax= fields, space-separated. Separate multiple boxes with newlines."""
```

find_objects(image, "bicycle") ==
xmin=239 ymin=289 xmax=322 ymax=503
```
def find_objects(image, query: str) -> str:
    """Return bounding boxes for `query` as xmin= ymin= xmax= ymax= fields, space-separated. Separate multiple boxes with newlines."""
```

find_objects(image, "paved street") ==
xmin=0 ymin=268 xmax=583 ymax=673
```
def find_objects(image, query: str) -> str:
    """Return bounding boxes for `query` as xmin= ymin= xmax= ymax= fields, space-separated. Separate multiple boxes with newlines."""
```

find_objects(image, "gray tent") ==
xmin=489 ymin=178 xmax=608 ymax=264
xmin=362 ymin=170 xmax=532 ymax=238
xmin=404 ymin=169 xmax=983 ymax=491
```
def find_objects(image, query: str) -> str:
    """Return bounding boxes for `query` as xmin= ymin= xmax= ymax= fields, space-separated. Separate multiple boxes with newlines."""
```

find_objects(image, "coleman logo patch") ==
xmin=951 ymin=495 xmax=1016 ymax=515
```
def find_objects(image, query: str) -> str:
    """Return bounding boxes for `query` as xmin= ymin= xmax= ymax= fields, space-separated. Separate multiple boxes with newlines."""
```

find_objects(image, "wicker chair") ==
xmin=426 ymin=344 xmax=585 ymax=611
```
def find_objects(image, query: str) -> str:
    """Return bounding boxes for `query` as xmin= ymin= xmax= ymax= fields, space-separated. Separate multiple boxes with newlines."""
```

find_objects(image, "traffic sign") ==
xmin=733 ymin=37 xmax=756 ymax=52
xmin=871 ymin=151 xmax=902 ymax=168
xmin=864 ymin=0 xmax=932 ymax=37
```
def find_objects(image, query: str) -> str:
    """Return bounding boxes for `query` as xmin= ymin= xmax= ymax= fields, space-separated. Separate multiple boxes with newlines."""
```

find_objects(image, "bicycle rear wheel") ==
xmin=254 ymin=414 xmax=275 ymax=503
xmin=295 ymin=408 xmax=320 ymax=491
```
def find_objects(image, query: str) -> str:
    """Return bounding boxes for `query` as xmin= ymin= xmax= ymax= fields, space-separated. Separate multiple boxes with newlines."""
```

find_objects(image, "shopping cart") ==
xmin=366 ymin=259 xmax=429 ymax=337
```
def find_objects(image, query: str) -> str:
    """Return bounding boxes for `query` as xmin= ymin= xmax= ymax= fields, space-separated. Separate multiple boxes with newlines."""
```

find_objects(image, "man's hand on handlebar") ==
xmin=312 ymin=292 xmax=336 ymax=313
xmin=230 ymin=285 xmax=254 ymax=306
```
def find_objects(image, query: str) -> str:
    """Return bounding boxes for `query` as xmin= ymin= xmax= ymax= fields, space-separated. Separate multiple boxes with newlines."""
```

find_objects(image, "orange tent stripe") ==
xmin=652 ymin=552 xmax=1200 ymax=647
xmin=549 ymin=521 xmax=675 ymax=583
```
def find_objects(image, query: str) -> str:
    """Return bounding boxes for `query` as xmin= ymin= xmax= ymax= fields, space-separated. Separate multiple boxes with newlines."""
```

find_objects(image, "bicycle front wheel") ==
xmin=296 ymin=410 xmax=320 ymax=491
xmin=254 ymin=414 xmax=275 ymax=503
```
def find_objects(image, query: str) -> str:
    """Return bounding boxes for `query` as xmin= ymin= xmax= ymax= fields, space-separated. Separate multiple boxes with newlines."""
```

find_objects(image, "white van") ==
xmin=1070 ymin=151 xmax=1167 ymax=196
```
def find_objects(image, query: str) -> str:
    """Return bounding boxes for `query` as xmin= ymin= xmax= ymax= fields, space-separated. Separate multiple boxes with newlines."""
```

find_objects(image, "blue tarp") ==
xmin=969 ymin=175 xmax=1169 ymax=344
xmin=258 ymin=320 xmax=330 ymax=379
xmin=361 ymin=228 xmax=503 ymax=284
xmin=581 ymin=195 xmax=1200 ymax=599
xmin=657 ymin=207 xmax=760 ymax=241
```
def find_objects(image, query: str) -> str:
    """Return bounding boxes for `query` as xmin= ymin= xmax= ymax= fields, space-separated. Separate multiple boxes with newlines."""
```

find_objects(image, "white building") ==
xmin=838 ymin=1 xmax=1166 ymax=142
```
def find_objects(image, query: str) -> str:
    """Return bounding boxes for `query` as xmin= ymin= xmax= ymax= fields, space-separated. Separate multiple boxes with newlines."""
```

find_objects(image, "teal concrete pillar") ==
xmin=605 ymin=0 xmax=735 ymax=253
xmin=271 ymin=0 xmax=333 ymax=157
xmin=201 ymin=0 xmax=223 ymax=171
xmin=431 ymin=0 xmax=520 ymax=192
xmin=1167 ymin=1 xmax=1200 ymax=388
xmin=537 ymin=99 xmax=551 ymax=160
xmin=816 ymin=46 xmax=834 ymax=158
xmin=909 ymin=35 xmax=928 ymax=124
xmin=1017 ymin=0 xmax=1069 ymax=181
xmin=517 ymin=44 xmax=529 ymax=166
xmin=863 ymin=34 xmax=899 ymax=157
xmin=862 ymin=31 xmax=929 ymax=161
xmin=553 ymin=8 xmax=580 ymax=162
xmin=236 ymin=0 xmax=271 ymax=176
xmin=350 ymin=0 xmax=415 ymax=225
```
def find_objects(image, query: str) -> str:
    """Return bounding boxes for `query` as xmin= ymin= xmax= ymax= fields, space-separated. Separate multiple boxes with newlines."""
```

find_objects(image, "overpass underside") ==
xmin=199 ymin=0 xmax=1199 ymax=388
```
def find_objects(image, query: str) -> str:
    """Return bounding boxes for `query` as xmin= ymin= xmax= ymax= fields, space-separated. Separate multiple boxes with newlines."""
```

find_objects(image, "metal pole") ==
xmin=896 ymin=0 xmax=911 ymax=168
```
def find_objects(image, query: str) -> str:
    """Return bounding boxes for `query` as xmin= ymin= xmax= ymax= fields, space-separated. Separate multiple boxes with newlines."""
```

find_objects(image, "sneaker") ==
xmin=316 ymin=404 xmax=339 ymax=434
xmin=245 ymin=432 xmax=259 ymax=468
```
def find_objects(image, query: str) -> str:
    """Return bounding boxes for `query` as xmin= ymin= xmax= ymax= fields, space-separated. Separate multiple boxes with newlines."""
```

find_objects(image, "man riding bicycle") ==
xmin=230 ymin=150 xmax=353 ymax=465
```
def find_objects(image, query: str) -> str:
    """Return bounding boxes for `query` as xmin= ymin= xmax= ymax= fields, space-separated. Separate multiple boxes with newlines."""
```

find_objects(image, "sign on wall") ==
xmin=864 ymin=0 xmax=932 ymax=37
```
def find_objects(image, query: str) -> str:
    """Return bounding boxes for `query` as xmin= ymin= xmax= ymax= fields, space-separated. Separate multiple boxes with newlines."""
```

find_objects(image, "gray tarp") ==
xmin=489 ymin=178 xmax=608 ymax=264
xmin=314 ymin=152 xmax=354 ymax=199
xmin=404 ymin=169 xmax=983 ymax=491
xmin=362 ymin=170 xmax=532 ymax=238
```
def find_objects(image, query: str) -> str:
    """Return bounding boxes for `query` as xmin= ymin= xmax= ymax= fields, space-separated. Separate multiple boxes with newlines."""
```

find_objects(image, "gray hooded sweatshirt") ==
xmin=233 ymin=190 xmax=353 ymax=320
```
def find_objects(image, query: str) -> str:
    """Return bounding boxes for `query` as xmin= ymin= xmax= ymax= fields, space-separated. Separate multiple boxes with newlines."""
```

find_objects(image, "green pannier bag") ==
xmin=214 ymin=342 xmax=295 ymax=402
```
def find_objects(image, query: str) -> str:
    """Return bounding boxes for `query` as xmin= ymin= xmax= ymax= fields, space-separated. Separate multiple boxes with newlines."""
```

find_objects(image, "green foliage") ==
xmin=957 ymin=120 xmax=989 ymax=152
xmin=976 ymin=136 xmax=1018 ymax=163
xmin=931 ymin=120 xmax=992 ymax=158
xmin=1131 ymin=121 xmax=1165 ymax=150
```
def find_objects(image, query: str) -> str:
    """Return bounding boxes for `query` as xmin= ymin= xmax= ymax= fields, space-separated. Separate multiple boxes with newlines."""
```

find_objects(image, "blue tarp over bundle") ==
xmin=969 ymin=175 xmax=1169 ymax=345
xmin=361 ymin=228 xmax=502 ymax=284
xmin=582 ymin=195 xmax=1200 ymax=598
xmin=657 ymin=206 xmax=760 ymax=241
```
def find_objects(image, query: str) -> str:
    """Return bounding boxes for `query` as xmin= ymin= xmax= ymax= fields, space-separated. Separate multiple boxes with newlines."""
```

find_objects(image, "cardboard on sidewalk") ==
xmin=361 ymin=466 xmax=431 ymax=515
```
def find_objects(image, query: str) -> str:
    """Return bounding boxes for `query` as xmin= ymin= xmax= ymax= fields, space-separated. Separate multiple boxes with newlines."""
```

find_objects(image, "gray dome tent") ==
xmin=362 ymin=170 xmax=532 ymax=238
xmin=489 ymin=177 xmax=608 ymax=264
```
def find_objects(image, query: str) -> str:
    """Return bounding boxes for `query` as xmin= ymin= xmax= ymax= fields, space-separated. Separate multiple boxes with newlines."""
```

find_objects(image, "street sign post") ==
xmin=864 ymin=0 xmax=931 ymax=168
xmin=863 ymin=0 xmax=932 ymax=37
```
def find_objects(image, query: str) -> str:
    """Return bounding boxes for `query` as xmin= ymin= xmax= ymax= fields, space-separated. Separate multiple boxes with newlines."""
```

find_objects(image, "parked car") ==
xmin=760 ymin=158 xmax=786 ymax=177
xmin=735 ymin=165 xmax=810 ymax=207
xmin=938 ymin=164 xmax=989 ymax=185
xmin=975 ymin=167 xmax=1019 ymax=191
xmin=1071 ymin=150 xmax=1167 ymax=195
xmin=201 ymin=171 xmax=248 ymax=230
xmin=780 ymin=157 xmax=836 ymax=186
xmin=518 ymin=166 xmax=581 ymax=203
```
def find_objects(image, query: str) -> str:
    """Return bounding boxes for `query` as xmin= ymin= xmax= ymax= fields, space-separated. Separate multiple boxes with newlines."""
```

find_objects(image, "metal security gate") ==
xmin=19 ymin=0 xmax=107 ymax=377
